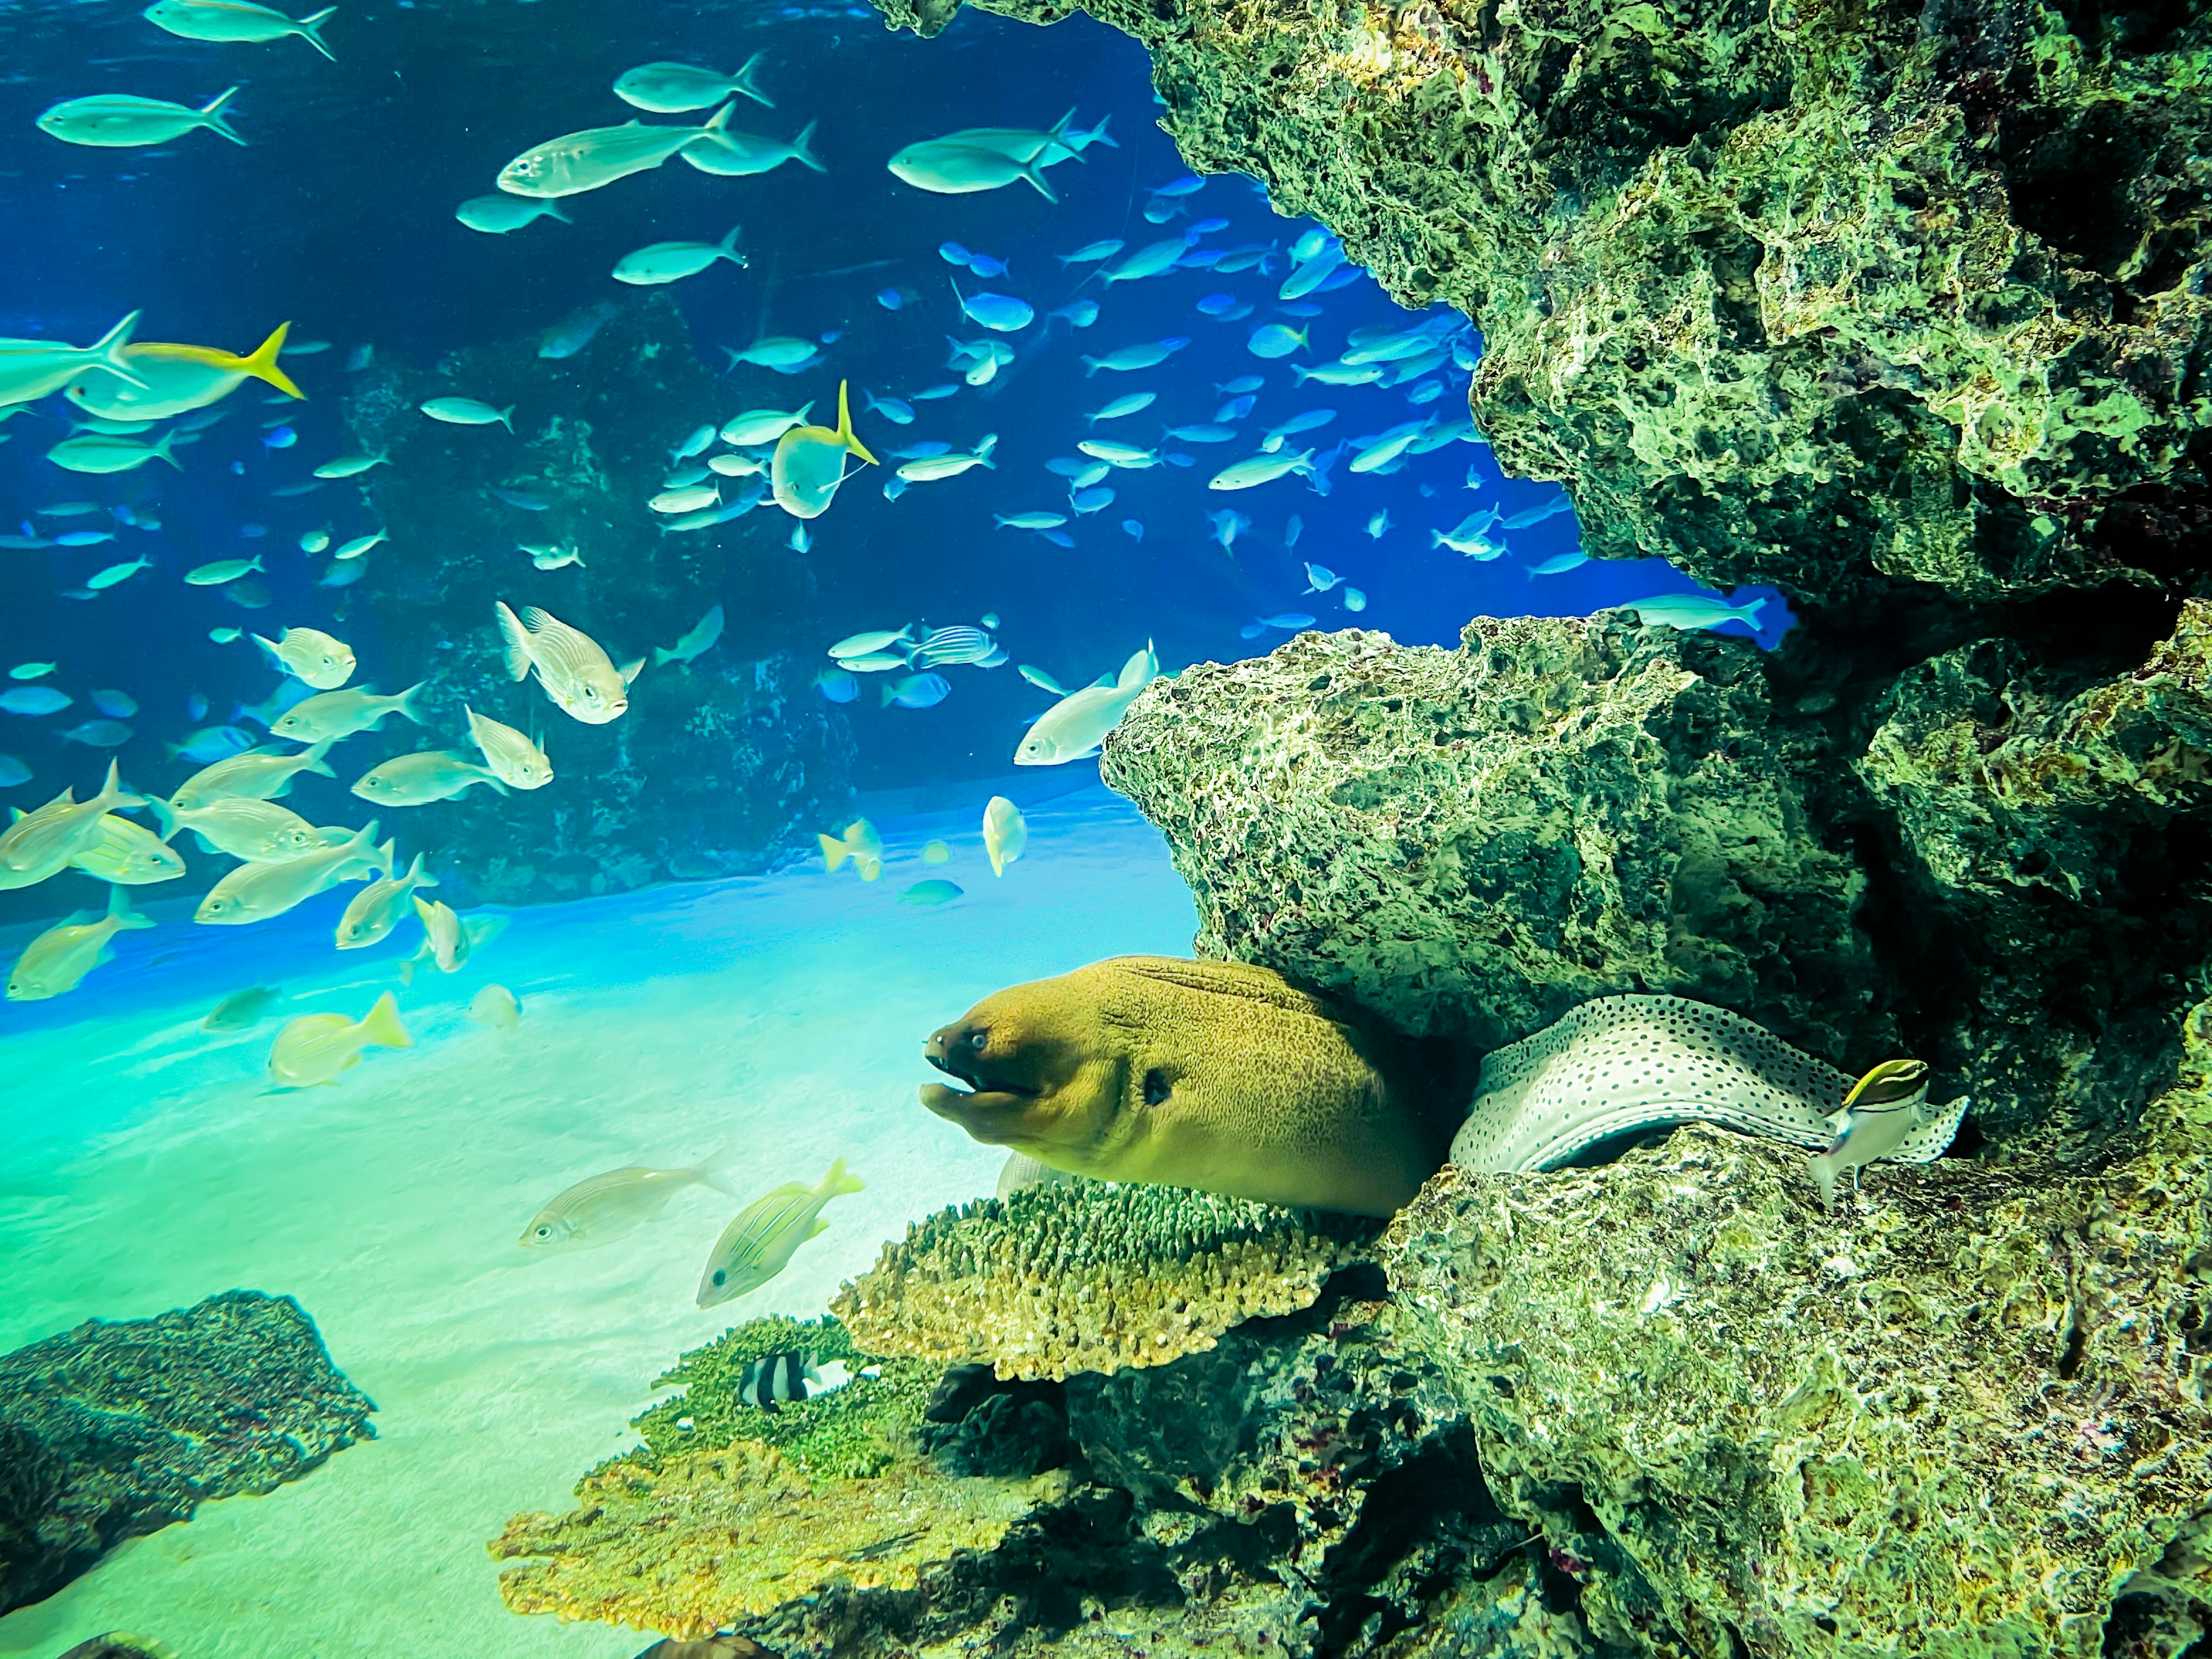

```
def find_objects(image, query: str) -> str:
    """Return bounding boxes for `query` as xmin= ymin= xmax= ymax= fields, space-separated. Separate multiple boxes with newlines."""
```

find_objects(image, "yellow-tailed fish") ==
xmin=71 ymin=813 xmax=185 ymax=884
xmin=253 ymin=624 xmax=354 ymax=689
xmin=351 ymin=749 xmax=506 ymax=806
xmin=171 ymin=738 xmax=337 ymax=809
xmin=770 ymin=380 xmax=876 ymax=520
xmin=270 ymin=683 xmax=424 ymax=743
xmin=395 ymin=909 xmax=504 ymax=984
xmin=816 ymin=817 xmax=882 ymax=881
xmin=494 ymin=601 xmax=634 ymax=724
xmin=468 ymin=983 xmax=521 ymax=1029
xmin=464 ymin=706 xmax=552 ymax=788
xmin=0 ymin=313 xmax=144 ymax=409
xmin=695 ymin=1158 xmax=864 ymax=1307
xmin=267 ymin=990 xmax=411 ymax=1087
xmin=0 ymin=760 xmax=146 ymax=889
xmin=6 ymin=884 xmax=153 ymax=1000
xmin=65 ymin=323 xmax=301 ymax=423
xmin=520 ymin=1146 xmax=744 ymax=1250
xmin=983 ymin=794 xmax=1027 ymax=876
xmin=412 ymin=894 xmax=464 ymax=971
xmin=335 ymin=851 xmax=437 ymax=948
xmin=196 ymin=819 xmax=389 ymax=924
xmin=151 ymin=794 xmax=325 ymax=861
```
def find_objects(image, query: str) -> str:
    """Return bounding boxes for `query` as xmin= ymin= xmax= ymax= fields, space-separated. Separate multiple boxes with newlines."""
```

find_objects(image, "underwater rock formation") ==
xmin=832 ymin=1181 xmax=1381 ymax=1380
xmin=335 ymin=295 xmax=853 ymax=904
xmin=1102 ymin=618 xmax=1880 ymax=1062
xmin=1380 ymin=996 xmax=2212 ymax=1657
xmin=0 ymin=1290 xmax=375 ymax=1614
xmin=872 ymin=0 xmax=2212 ymax=608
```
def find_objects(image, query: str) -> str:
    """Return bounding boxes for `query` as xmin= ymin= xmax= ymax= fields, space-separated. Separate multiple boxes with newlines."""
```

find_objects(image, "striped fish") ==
xmin=696 ymin=1157 xmax=865 ymax=1308
xmin=738 ymin=1351 xmax=821 ymax=1408
xmin=908 ymin=625 xmax=996 ymax=669
xmin=494 ymin=600 xmax=639 ymax=725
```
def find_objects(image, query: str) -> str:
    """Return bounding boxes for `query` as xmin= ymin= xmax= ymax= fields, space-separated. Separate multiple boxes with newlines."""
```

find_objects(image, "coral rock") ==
xmin=1102 ymin=617 xmax=1880 ymax=1062
xmin=0 ymin=1290 xmax=375 ymax=1614
xmin=832 ymin=1182 xmax=1379 ymax=1380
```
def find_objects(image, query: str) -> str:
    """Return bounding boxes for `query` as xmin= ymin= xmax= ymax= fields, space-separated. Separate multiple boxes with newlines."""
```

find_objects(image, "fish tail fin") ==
xmin=701 ymin=100 xmax=734 ymax=136
xmin=105 ymin=881 xmax=154 ymax=929
xmin=653 ymin=645 xmax=677 ymax=667
xmin=296 ymin=5 xmax=338 ymax=56
xmin=395 ymin=957 xmax=416 ymax=988
xmin=833 ymin=380 xmax=877 ymax=465
xmin=373 ymin=838 xmax=397 ymax=879
xmin=817 ymin=832 xmax=849 ymax=873
xmin=1082 ymin=113 xmax=1115 ymax=149
xmin=200 ymin=86 xmax=247 ymax=145
xmin=93 ymin=757 xmax=145 ymax=813
xmin=496 ymin=405 xmax=515 ymax=432
xmin=1019 ymin=160 xmax=1057 ymax=202
xmin=880 ymin=681 xmax=897 ymax=708
xmin=405 ymin=852 xmax=435 ymax=889
xmin=820 ymin=1156 xmax=865 ymax=1197
xmin=89 ymin=310 xmax=147 ymax=387
xmin=788 ymin=118 xmax=823 ymax=172
xmin=692 ymin=1142 xmax=749 ymax=1197
xmin=717 ymin=224 xmax=745 ymax=260
xmin=360 ymin=990 xmax=412 ymax=1051
xmin=302 ymin=737 xmax=338 ymax=778
xmin=494 ymin=601 xmax=532 ymax=680
xmin=148 ymin=796 xmax=181 ymax=841
xmin=975 ymin=433 xmax=998 ymax=461
xmin=1808 ymin=1150 xmax=1840 ymax=1211
xmin=1740 ymin=596 xmax=1769 ymax=625
xmin=546 ymin=200 xmax=573 ymax=224
xmin=151 ymin=429 xmax=183 ymax=470
xmin=394 ymin=681 xmax=427 ymax=724
xmin=733 ymin=50 xmax=772 ymax=107
xmin=1047 ymin=106 xmax=1078 ymax=145
xmin=240 ymin=321 xmax=305 ymax=397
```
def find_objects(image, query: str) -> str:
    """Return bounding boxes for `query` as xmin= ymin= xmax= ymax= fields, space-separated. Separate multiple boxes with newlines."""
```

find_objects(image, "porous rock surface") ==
xmin=0 ymin=1290 xmax=375 ymax=1615
xmin=1379 ymin=996 xmax=2212 ymax=1657
xmin=875 ymin=0 xmax=2212 ymax=606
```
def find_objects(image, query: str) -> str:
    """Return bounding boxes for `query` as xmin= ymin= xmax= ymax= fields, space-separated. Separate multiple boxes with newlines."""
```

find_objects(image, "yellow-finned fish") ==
xmin=0 ymin=760 xmax=146 ymax=890
xmin=463 ymin=706 xmax=552 ymax=789
xmin=982 ymin=795 xmax=1026 ymax=877
xmin=196 ymin=819 xmax=390 ymax=924
xmin=468 ymin=983 xmax=521 ymax=1029
xmin=335 ymin=851 xmax=437 ymax=949
xmin=770 ymin=380 xmax=876 ymax=520
xmin=267 ymin=990 xmax=411 ymax=1088
xmin=396 ymin=910 xmax=505 ymax=985
xmin=253 ymin=625 xmax=354 ymax=690
xmin=65 ymin=322 xmax=302 ymax=422
xmin=518 ymin=1146 xmax=743 ymax=1250
xmin=816 ymin=817 xmax=882 ymax=881
xmin=696 ymin=1158 xmax=864 ymax=1307
xmin=71 ymin=812 xmax=185 ymax=884
xmin=6 ymin=884 xmax=153 ymax=1000
xmin=412 ymin=894 xmax=465 ymax=971
xmin=494 ymin=601 xmax=635 ymax=724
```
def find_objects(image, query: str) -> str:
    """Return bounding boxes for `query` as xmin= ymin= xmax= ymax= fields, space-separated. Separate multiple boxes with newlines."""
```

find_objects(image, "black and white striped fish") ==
xmin=737 ymin=1351 xmax=858 ymax=1409
xmin=908 ymin=626 xmax=996 ymax=669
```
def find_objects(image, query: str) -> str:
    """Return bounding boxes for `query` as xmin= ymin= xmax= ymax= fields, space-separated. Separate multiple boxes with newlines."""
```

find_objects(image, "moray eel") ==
xmin=921 ymin=955 xmax=1464 ymax=1217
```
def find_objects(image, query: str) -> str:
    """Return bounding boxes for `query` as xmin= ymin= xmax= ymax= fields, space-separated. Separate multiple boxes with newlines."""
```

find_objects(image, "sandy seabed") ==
xmin=0 ymin=782 xmax=1196 ymax=1659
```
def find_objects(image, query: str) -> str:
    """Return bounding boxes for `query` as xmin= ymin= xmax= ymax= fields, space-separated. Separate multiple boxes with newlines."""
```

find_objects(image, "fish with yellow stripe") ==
xmin=66 ymin=321 xmax=304 ymax=422
xmin=695 ymin=1157 xmax=863 ymax=1307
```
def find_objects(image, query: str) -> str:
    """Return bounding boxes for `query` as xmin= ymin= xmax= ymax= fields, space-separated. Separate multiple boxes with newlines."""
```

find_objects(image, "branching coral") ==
xmin=831 ymin=1181 xmax=1380 ymax=1381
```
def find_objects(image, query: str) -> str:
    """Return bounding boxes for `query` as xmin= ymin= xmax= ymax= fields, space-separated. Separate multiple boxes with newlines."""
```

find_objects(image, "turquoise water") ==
xmin=0 ymin=785 xmax=1194 ymax=1658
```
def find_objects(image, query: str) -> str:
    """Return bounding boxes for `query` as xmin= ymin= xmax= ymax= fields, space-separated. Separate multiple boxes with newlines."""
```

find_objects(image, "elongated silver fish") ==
xmin=520 ymin=1147 xmax=744 ymax=1249
xmin=196 ymin=819 xmax=390 ymax=925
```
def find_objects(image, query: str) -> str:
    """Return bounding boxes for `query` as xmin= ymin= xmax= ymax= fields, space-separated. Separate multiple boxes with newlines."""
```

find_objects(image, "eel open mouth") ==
xmin=921 ymin=1022 xmax=1037 ymax=1135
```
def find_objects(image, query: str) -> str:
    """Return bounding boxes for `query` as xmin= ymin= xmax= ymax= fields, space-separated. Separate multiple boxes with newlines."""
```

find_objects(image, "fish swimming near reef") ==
xmin=654 ymin=604 xmax=724 ymax=668
xmin=1448 ymin=997 xmax=1967 ymax=1196
xmin=519 ymin=1146 xmax=746 ymax=1250
xmin=497 ymin=103 xmax=741 ymax=198
xmin=733 ymin=1351 xmax=859 ymax=1410
xmin=7 ymin=884 xmax=153 ymax=1000
xmin=395 ymin=910 xmax=506 ymax=986
xmin=695 ymin=1158 xmax=865 ymax=1308
xmin=267 ymin=990 xmax=411 ymax=1088
xmin=922 ymin=957 xmax=1463 ymax=1216
xmin=817 ymin=817 xmax=884 ymax=881
xmin=1013 ymin=642 xmax=1158 ymax=766
xmin=495 ymin=601 xmax=636 ymax=724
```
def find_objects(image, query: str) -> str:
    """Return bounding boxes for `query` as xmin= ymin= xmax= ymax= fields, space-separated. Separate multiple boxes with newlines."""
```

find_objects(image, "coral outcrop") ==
xmin=1379 ymin=997 xmax=2212 ymax=1656
xmin=832 ymin=1181 xmax=1381 ymax=1380
xmin=335 ymin=294 xmax=853 ymax=904
xmin=872 ymin=0 xmax=2212 ymax=608
xmin=0 ymin=1290 xmax=375 ymax=1614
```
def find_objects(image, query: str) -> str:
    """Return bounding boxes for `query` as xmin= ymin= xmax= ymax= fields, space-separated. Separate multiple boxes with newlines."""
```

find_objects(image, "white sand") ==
xmin=0 ymin=783 xmax=1195 ymax=1659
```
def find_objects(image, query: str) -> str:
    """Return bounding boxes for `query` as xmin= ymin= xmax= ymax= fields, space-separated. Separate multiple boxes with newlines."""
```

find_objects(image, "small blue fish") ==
xmin=1343 ymin=588 xmax=1367 ymax=611
xmin=1196 ymin=293 xmax=1241 ymax=317
xmin=899 ymin=878 xmax=963 ymax=906
xmin=1404 ymin=379 xmax=1444 ymax=405
xmin=1248 ymin=323 xmax=1308 ymax=359
xmin=1209 ymin=509 xmax=1250 ymax=552
xmin=1164 ymin=424 xmax=1237 ymax=442
xmin=964 ymin=250 xmax=1009 ymax=278
xmin=1257 ymin=612 xmax=1315 ymax=630
xmin=1276 ymin=301 xmax=1325 ymax=318
xmin=1045 ymin=456 xmax=1089 ymax=478
xmin=876 ymin=287 xmax=905 ymax=310
xmin=1177 ymin=247 xmax=1226 ymax=268
xmin=52 ymin=530 xmax=115 ymax=547
xmin=1190 ymin=217 xmax=1229 ymax=234
xmin=952 ymin=276 xmax=1033 ymax=333
xmin=1050 ymin=300 xmax=1099 ymax=328
xmin=487 ymin=486 xmax=551 ymax=510
xmin=1366 ymin=510 xmax=1392 ymax=539
xmin=1152 ymin=175 xmax=1205 ymax=198
xmin=1069 ymin=486 xmax=1115 ymax=514
xmin=864 ymin=390 xmax=915 ymax=425
xmin=262 ymin=426 xmax=297 ymax=449
xmin=1215 ymin=394 xmax=1256 ymax=422
xmin=939 ymin=240 xmax=973 ymax=266
xmin=1143 ymin=199 xmax=1184 ymax=224
xmin=816 ymin=666 xmax=859 ymax=702
xmin=1057 ymin=240 xmax=1123 ymax=266
xmin=1285 ymin=514 xmax=1304 ymax=550
xmin=882 ymin=672 xmax=950 ymax=709
xmin=238 ymin=523 xmax=267 ymax=538
xmin=169 ymin=724 xmax=255 ymax=762
xmin=1037 ymin=528 xmax=1076 ymax=548
xmin=1121 ymin=519 xmax=1144 ymax=540
xmin=911 ymin=383 xmax=960 ymax=401
xmin=1526 ymin=551 xmax=1590 ymax=578
xmin=1216 ymin=376 xmax=1264 ymax=396
xmin=1302 ymin=562 xmax=1342 ymax=593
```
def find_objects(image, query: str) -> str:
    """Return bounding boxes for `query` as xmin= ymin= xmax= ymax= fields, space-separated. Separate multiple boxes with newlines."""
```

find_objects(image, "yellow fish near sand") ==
xmin=983 ymin=794 xmax=1026 ymax=877
xmin=267 ymin=990 xmax=411 ymax=1088
xmin=696 ymin=1158 xmax=864 ymax=1308
xmin=770 ymin=380 xmax=876 ymax=520
xmin=519 ymin=1146 xmax=744 ymax=1250
xmin=6 ymin=884 xmax=153 ymax=1001
xmin=817 ymin=817 xmax=883 ymax=881
xmin=0 ymin=760 xmax=146 ymax=891
xmin=65 ymin=321 xmax=302 ymax=422
xmin=70 ymin=813 xmax=185 ymax=885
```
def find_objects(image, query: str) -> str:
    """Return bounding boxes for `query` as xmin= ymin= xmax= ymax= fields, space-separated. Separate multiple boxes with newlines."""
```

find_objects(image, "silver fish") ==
xmin=196 ymin=819 xmax=391 ymax=924
xmin=495 ymin=601 xmax=634 ymax=724
xmin=520 ymin=1147 xmax=744 ymax=1250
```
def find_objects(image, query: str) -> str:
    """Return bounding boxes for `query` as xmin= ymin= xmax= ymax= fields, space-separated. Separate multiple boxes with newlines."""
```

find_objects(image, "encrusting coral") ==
xmin=1380 ymin=997 xmax=2212 ymax=1656
xmin=831 ymin=1180 xmax=1381 ymax=1381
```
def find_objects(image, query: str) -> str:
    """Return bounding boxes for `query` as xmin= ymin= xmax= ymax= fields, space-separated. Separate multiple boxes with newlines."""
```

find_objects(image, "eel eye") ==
xmin=1142 ymin=1069 xmax=1170 ymax=1107
xmin=964 ymin=1029 xmax=988 ymax=1051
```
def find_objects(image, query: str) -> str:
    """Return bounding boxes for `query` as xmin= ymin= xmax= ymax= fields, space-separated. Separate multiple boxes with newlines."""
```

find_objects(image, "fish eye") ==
xmin=964 ymin=1029 xmax=987 ymax=1051
xmin=1143 ymin=1069 xmax=1171 ymax=1106
xmin=533 ymin=1225 xmax=552 ymax=1239
xmin=711 ymin=1268 xmax=727 ymax=1286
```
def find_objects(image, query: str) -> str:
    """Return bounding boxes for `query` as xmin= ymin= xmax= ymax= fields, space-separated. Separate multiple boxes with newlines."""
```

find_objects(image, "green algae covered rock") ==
xmin=1103 ymin=616 xmax=1881 ymax=1063
xmin=1379 ymin=999 xmax=2212 ymax=1656
xmin=870 ymin=0 xmax=2212 ymax=605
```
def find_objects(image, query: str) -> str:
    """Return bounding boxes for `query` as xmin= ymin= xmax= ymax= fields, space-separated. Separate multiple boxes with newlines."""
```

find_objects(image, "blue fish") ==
xmin=1164 ymin=424 xmax=1237 ymax=443
xmin=816 ymin=666 xmax=859 ymax=702
xmin=864 ymin=390 xmax=915 ymax=425
xmin=1216 ymin=375 xmax=1264 ymax=396
xmin=262 ymin=426 xmax=297 ymax=449
xmin=876 ymin=287 xmax=905 ymax=310
xmin=1276 ymin=301 xmax=1325 ymax=318
xmin=910 ymin=383 xmax=960 ymax=401
xmin=882 ymin=672 xmax=950 ymax=709
xmin=1069 ymin=486 xmax=1115 ymax=514
xmin=1120 ymin=519 xmax=1144 ymax=540
xmin=938 ymin=240 xmax=973 ymax=267
xmin=950 ymin=276 xmax=1034 ymax=332
xmin=1045 ymin=456 xmax=1090 ymax=478
xmin=1215 ymin=394 xmax=1257 ymax=422
xmin=1177 ymin=247 xmax=1226 ymax=268
xmin=1195 ymin=293 xmax=1241 ymax=316
xmin=964 ymin=249 xmax=1009 ymax=278
xmin=1050 ymin=300 xmax=1099 ymax=328
xmin=1038 ymin=528 xmax=1076 ymax=548
xmin=1152 ymin=174 xmax=1205 ymax=197
xmin=1190 ymin=217 xmax=1230 ymax=234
